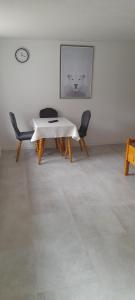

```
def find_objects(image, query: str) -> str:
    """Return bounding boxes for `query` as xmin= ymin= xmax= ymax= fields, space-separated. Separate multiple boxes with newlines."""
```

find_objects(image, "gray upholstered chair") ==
xmin=78 ymin=110 xmax=91 ymax=156
xmin=9 ymin=112 xmax=34 ymax=162
xmin=39 ymin=107 xmax=59 ymax=150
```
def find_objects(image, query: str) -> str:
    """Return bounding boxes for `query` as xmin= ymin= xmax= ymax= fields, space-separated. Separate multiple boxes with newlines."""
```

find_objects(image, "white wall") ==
xmin=0 ymin=39 xmax=135 ymax=149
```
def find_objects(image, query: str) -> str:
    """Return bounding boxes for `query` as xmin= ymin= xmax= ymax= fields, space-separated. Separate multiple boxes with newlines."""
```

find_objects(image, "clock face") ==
xmin=15 ymin=48 xmax=29 ymax=63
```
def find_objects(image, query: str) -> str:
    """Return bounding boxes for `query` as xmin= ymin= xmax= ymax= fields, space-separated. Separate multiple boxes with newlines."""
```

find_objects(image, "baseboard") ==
xmin=1 ymin=141 xmax=125 ymax=151
xmin=2 ymin=139 xmax=80 ymax=151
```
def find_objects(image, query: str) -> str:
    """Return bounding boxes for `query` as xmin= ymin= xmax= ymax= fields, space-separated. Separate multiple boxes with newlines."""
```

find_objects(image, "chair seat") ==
xmin=18 ymin=131 xmax=34 ymax=141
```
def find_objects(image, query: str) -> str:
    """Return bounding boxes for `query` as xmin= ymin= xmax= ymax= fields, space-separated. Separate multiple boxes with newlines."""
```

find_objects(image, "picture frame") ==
xmin=60 ymin=45 xmax=94 ymax=99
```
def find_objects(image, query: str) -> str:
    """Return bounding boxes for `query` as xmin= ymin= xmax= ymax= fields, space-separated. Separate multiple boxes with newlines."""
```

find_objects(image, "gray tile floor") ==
xmin=0 ymin=145 xmax=135 ymax=300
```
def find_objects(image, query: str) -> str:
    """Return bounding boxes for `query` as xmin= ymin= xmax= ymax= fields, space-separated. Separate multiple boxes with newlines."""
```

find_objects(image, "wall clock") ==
xmin=15 ymin=48 xmax=30 ymax=63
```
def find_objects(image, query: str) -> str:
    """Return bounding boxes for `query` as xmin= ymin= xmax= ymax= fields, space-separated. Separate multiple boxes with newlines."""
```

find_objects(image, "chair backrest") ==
xmin=9 ymin=112 xmax=20 ymax=139
xmin=39 ymin=108 xmax=58 ymax=118
xmin=79 ymin=110 xmax=91 ymax=138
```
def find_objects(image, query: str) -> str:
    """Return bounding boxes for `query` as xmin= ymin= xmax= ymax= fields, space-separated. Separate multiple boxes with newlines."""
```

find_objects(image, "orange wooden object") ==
xmin=124 ymin=138 xmax=135 ymax=175
xmin=38 ymin=138 xmax=44 ymax=165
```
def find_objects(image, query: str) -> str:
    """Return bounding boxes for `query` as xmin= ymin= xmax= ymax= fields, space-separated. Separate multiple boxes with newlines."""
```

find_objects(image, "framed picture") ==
xmin=60 ymin=45 xmax=94 ymax=99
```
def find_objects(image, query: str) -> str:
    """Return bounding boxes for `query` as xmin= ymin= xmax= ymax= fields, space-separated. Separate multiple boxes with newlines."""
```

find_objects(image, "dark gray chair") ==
xmin=39 ymin=108 xmax=58 ymax=118
xmin=78 ymin=110 xmax=91 ymax=156
xmin=9 ymin=112 xmax=34 ymax=162
xmin=39 ymin=107 xmax=59 ymax=150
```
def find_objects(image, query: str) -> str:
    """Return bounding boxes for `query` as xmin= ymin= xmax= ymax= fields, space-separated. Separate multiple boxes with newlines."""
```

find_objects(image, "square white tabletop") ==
xmin=31 ymin=117 xmax=80 ymax=142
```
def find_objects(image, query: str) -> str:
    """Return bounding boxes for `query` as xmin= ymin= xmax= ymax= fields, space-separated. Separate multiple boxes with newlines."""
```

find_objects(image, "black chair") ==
xmin=78 ymin=110 xmax=91 ymax=156
xmin=39 ymin=107 xmax=59 ymax=150
xmin=39 ymin=108 xmax=58 ymax=118
xmin=9 ymin=112 xmax=34 ymax=162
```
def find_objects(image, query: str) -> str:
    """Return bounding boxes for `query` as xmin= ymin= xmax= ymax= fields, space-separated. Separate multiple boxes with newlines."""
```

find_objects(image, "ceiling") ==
xmin=0 ymin=0 xmax=135 ymax=40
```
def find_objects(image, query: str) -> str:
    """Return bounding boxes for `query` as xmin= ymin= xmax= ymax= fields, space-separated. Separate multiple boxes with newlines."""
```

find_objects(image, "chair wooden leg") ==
xmin=67 ymin=137 xmax=72 ymax=162
xmin=61 ymin=137 xmax=66 ymax=152
xmin=65 ymin=138 xmax=69 ymax=158
xmin=57 ymin=138 xmax=64 ymax=154
xmin=59 ymin=137 xmax=65 ymax=155
xmin=16 ymin=141 xmax=22 ymax=162
xmin=124 ymin=160 xmax=129 ymax=176
xmin=38 ymin=139 xmax=44 ymax=165
xmin=55 ymin=138 xmax=58 ymax=149
xmin=79 ymin=139 xmax=83 ymax=152
xmin=124 ymin=141 xmax=130 ymax=175
xmin=60 ymin=138 xmax=63 ymax=155
xmin=57 ymin=138 xmax=62 ymax=154
xmin=43 ymin=138 xmax=45 ymax=153
xmin=81 ymin=138 xmax=89 ymax=156
xmin=42 ymin=138 xmax=46 ymax=156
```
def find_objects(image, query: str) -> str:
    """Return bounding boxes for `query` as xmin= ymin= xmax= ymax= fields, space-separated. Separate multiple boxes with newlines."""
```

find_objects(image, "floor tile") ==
xmin=0 ymin=146 xmax=135 ymax=298
xmin=44 ymin=282 xmax=102 ymax=300
xmin=0 ymin=247 xmax=36 ymax=295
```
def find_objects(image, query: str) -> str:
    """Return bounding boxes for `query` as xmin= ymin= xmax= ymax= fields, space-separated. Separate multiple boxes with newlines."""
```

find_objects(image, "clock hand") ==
xmin=21 ymin=53 xmax=26 ymax=57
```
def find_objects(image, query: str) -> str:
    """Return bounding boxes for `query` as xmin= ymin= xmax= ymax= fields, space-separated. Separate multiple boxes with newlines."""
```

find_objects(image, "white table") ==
xmin=31 ymin=117 xmax=80 ymax=164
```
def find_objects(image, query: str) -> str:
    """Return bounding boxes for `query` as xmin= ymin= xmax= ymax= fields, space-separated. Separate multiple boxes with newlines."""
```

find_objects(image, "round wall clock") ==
xmin=15 ymin=48 xmax=30 ymax=63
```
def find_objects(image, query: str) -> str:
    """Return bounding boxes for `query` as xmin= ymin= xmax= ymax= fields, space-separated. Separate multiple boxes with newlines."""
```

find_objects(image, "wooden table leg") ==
xmin=67 ymin=137 xmax=72 ymax=162
xmin=38 ymin=138 xmax=44 ymax=165
xmin=36 ymin=140 xmax=39 ymax=153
